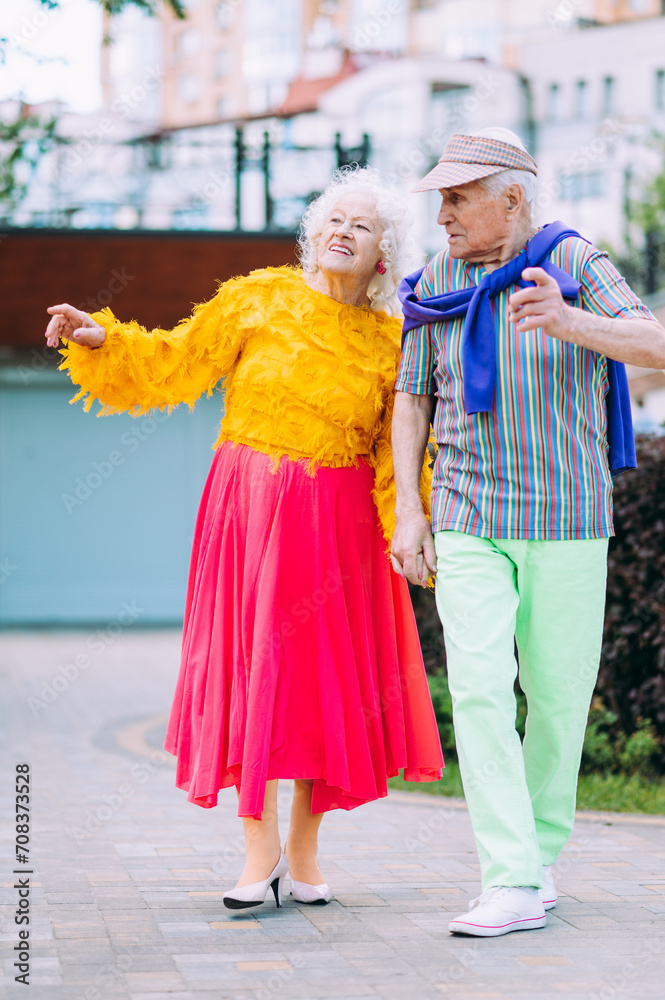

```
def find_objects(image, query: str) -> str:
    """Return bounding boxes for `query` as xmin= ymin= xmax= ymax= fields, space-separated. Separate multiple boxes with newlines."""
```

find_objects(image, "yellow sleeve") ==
xmin=58 ymin=273 xmax=262 ymax=416
xmin=369 ymin=388 xmax=433 ymax=553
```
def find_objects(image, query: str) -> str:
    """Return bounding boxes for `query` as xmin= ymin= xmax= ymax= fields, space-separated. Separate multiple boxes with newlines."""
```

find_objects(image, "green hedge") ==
xmin=600 ymin=433 xmax=665 ymax=772
xmin=410 ymin=433 xmax=665 ymax=779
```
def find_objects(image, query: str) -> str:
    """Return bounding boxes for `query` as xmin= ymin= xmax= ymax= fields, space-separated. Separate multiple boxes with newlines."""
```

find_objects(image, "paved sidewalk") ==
xmin=1 ymin=631 xmax=664 ymax=1000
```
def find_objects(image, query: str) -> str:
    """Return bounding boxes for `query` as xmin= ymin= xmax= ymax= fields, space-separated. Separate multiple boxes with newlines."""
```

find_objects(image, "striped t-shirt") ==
xmin=395 ymin=236 xmax=654 ymax=539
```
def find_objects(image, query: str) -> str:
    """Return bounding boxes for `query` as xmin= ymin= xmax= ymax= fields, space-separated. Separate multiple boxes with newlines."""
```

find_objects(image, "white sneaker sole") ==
xmin=449 ymin=913 xmax=546 ymax=937
xmin=541 ymin=895 xmax=557 ymax=911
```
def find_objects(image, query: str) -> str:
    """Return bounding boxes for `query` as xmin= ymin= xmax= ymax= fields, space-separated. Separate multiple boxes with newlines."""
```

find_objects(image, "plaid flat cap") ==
xmin=412 ymin=133 xmax=538 ymax=193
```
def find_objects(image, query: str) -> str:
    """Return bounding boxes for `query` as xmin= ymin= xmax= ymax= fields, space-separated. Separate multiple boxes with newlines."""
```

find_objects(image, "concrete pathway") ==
xmin=1 ymin=631 xmax=664 ymax=1000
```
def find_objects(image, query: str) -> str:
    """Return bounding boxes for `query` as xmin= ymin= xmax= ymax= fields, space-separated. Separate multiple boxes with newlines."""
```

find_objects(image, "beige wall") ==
xmin=101 ymin=0 xmax=410 ymax=129
xmin=159 ymin=2 xmax=244 ymax=127
xmin=408 ymin=0 xmax=594 ymax=67
xmin=101 ymin=0 xmax=665 ymax=131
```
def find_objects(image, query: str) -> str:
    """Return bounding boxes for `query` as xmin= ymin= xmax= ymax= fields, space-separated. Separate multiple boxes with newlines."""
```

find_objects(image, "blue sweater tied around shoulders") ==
xmin=397 ymin=220 xmax=636 ymax=476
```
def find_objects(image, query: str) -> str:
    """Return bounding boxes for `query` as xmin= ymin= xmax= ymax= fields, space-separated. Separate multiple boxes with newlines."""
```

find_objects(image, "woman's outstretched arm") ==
xmin=45 ymin=275 xmax=256 ymax=416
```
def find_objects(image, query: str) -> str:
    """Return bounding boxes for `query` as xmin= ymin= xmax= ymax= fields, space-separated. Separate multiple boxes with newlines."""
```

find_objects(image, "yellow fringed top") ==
xmin=59 ymin=265 xmax=430 ymax=547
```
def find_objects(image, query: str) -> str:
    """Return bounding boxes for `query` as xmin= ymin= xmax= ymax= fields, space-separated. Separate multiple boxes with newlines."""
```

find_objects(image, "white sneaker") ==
xmin=449 ymin=886 xmax=546 ymax=937
xmin=539 ymin=865 xmax=558 ymax=910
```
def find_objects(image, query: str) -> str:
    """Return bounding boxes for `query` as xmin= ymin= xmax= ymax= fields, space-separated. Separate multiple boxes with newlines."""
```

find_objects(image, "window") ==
xmin=431 ymin=83 xmax=472 ymax=135
xmin=247 ymin=83 xmax=270 ymax=115
xmin=574 ymin=79 xmax=588 ymax=119
xmin=178 ymin=74 xmax=200 ymax=104
xmin=656 ymin=69 xmax=665 ymax=110
xmin=559 ymin=171 xmax=606 ymax=201
xmin=547 ymin=83 xmax=561 ymax=121
xmin=216 ymin=96 xmax=228 ymax=118
xmin=215 ymin=49 xmax=228 ymax=79
xmin=176 ymin=30 xmax=200 ymax=59
xmin=216 ymin=2 xmax=233 ymax=30
xmin=602 ymin=76 xmax=615 ymax=116
xmin=441 ymin=25 xmax=500 ymax=63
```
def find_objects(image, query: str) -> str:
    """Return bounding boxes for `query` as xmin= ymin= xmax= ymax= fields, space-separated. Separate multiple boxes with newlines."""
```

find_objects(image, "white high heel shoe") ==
xmin=290 ymin=878 xmax=333 ymax=905
xmin=223 ymin=849 xmax=289 ymax=910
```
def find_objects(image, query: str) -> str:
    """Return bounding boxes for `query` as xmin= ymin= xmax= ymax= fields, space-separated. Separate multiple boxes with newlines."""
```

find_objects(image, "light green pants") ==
xmin=434 ymin=530 xmax=609 ymax=891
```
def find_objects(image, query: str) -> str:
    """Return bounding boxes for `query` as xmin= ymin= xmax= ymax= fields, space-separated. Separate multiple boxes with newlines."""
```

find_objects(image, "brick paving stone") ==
xmin=128 ymin=994 xmax=200 ymax=1000
xmin=123 ymin=970 xmax=188 ymax=990
xmin=3 ymin=630 xmax=665 ymax=1000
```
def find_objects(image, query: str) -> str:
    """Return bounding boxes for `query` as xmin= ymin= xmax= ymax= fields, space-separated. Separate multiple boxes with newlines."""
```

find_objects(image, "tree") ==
xmin=0 ymin=0 xmax=187 ymax=219
xmin=618 ymin=134 xmax=665 ymax=296
xmin=0 ymin=105 xmax=57 ymax=221
xmin=39 ymin=0 xmax=186 ymax=16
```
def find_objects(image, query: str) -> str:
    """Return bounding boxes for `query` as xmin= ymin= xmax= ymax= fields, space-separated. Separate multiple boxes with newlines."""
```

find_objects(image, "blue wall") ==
xmin=0 ymin=365 xmax=224 ymax=626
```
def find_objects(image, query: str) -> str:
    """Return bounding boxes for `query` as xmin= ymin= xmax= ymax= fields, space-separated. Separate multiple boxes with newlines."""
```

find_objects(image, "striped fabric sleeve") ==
xmin=580 ymin=250 xmax=657 ymax=320
xmin=395 ymin=325 xmax=434 ymax=394
xmin=395 ymin=262 xmax=436 ymax=395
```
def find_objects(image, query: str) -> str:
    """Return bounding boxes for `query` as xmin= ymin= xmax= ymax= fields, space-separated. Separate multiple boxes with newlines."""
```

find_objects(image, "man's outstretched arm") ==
xmin=391 ymin=390 xmax=436 ymax=587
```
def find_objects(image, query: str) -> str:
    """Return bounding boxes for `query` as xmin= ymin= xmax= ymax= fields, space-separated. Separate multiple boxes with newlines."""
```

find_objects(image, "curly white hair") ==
xmin=298 ymin=165 xmax=422 ymax=316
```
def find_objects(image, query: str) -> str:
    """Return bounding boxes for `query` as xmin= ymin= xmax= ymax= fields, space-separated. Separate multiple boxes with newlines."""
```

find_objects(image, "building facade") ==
xmin=521 ymin=13 xmax=665 ymax=251
xmin=10 ymin=1 xmax=663 ymax=256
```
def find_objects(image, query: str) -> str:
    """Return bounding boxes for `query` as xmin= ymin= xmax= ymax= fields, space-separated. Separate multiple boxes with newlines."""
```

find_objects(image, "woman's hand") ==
xmin=45 ymin=303 xmax=106 ymax=349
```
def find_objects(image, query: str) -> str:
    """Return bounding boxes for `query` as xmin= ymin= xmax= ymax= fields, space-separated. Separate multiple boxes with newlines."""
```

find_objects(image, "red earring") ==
xmin=377 ymin=260 xmax=386 ymax=275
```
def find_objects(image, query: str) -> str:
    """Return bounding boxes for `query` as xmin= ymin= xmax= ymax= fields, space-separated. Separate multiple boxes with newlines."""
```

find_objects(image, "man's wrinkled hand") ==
xmin=509 ymin=266 xmax=571 ymax=341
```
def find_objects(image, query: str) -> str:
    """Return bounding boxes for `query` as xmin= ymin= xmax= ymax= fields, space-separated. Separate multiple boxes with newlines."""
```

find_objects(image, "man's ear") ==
xmin=504 ymin=184 xmax=523 ymax=218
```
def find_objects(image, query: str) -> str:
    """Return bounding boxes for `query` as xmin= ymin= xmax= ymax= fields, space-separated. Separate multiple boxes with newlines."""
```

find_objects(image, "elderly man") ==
xmin=391 ymin=127 xmax=665 ymax=937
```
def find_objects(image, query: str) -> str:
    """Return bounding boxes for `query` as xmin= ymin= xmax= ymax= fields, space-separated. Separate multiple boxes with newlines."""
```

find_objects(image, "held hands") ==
xmin=45 ymin=303 xmax=106 ymax=350
xmin=390 ymin=509 xmax=436 ymax=588
xmin=508 ymin=267 xmax=571 ymax=340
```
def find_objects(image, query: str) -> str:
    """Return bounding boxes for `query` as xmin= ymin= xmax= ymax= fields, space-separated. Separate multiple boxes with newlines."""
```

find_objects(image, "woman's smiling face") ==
xmin=317 ymin=193 xmax=383 ymax=289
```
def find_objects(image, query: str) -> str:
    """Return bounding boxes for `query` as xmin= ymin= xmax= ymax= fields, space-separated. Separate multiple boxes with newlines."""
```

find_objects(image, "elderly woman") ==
xmin=45 ymin=167 xmax=443 ymax=911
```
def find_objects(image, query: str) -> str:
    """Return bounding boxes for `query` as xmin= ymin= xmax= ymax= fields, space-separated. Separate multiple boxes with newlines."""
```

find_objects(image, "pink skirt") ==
xmin=164 ymin=440 xmax=443 ymax=818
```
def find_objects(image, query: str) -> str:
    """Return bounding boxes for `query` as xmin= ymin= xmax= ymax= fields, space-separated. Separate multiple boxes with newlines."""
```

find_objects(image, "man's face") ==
xmin=436 ymin=181 xmax=513 ymax=262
